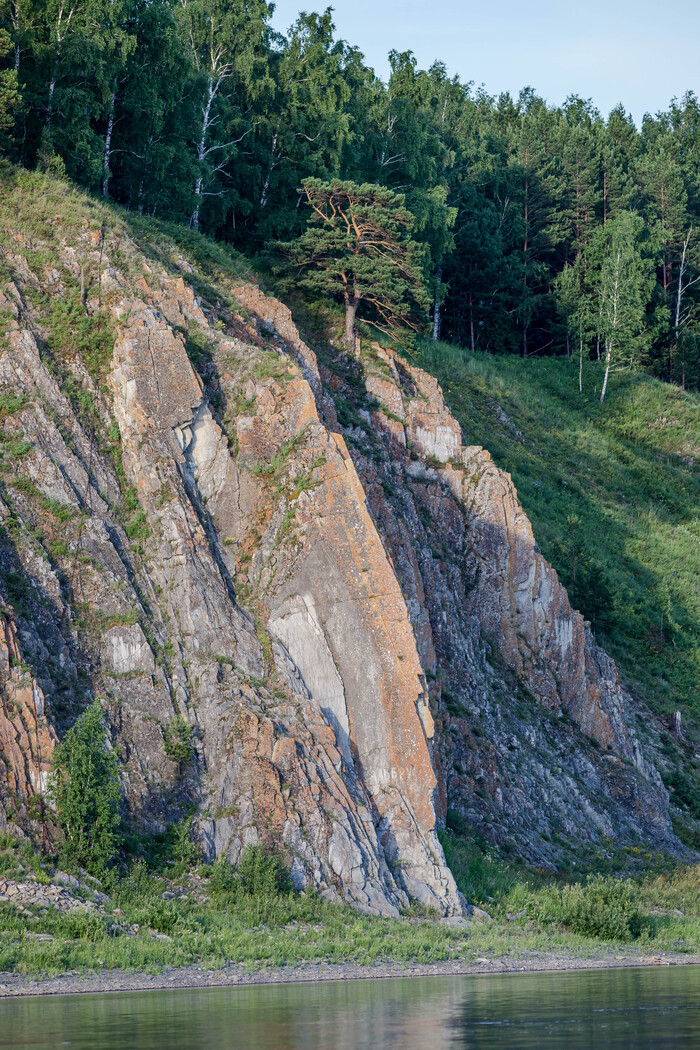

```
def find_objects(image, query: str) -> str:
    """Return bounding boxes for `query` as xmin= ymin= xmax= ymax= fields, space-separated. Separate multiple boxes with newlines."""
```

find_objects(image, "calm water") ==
xmin=1 ymin=966 xmax=699 ymax=1049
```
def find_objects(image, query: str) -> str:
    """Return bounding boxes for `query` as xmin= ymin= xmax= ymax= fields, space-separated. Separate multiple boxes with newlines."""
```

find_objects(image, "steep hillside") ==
xmin=416 ymin=342 xmax=700 ymax=848
xmin=0 ymin=165 xmax=692 ymax=913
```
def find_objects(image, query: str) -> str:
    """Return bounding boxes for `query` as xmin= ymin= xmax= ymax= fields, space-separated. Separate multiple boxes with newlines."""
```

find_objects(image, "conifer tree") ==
xmin=284 ymin=178 xmax=428 ymax=346
xmin=0 ymin=25 xmax=18 ymax=132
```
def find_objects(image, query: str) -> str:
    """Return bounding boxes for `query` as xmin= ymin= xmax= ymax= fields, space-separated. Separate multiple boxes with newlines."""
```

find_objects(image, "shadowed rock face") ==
xmin=0 ymin=208 xmax=682 ymax=907
xmin=317 ymin=344 xmax=676 ymax=865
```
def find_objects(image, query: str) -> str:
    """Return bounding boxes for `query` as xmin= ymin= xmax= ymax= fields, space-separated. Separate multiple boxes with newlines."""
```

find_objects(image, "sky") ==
xmin=270 ymin=0 xmax=700 ymax=124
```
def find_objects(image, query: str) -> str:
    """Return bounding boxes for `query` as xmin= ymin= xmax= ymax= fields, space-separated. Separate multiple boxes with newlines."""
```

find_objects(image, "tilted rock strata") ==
xmin=0 ymin=223 xmax=461 ymax=915
xmin=0 ymin=616 xmax=56 ymax=830
xmin=107 ymin=281 xmax=460 ymax=914
xmin=0 ymin=202 xmax=680 ymax=905
xmin=345 ymin=346 xmax=674 ymax=863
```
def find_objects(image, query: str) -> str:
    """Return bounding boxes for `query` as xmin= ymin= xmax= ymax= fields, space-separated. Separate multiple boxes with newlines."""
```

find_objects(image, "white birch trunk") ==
xmin=191 ymin=77 xmax=216 ymax=230
xmin=600 ymin=251 xmax=621 ymax=403
xmin=259 ymin=132 xmax=278 ymax=209
xmin=432 ymin=264 xmax=442 ymax=341
xmin=579 ymin=324 xmax=584 ymax=394
xmin=102 ymin=88 xmax=116 ymax=198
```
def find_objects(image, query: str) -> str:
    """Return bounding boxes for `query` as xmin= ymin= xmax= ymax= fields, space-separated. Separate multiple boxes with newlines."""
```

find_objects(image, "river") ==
xmin=1 ymin=966 xmax=699 ymax=1048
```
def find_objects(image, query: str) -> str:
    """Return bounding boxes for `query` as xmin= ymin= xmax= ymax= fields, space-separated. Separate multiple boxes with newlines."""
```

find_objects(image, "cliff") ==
xmin=0 ymin=170 xmax=683 ymax=912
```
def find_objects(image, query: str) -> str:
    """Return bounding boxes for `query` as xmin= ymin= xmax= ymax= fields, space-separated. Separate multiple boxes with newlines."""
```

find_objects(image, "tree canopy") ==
xmin=2 ymin=1 xmax=700 ymax=389
xmin=48 ymin=700 xmax=122 ymax=872
xmin=284 ymin=178 xmax=428 ymax=345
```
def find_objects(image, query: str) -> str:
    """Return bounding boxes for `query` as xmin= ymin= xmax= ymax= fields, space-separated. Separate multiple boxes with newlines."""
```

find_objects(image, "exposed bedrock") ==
xmin=0 ymin=215 xmax=683 ymax=914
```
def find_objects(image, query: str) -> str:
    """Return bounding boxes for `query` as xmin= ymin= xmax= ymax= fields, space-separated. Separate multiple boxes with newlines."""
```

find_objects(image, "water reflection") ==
xmin=0 ymin=966 xmax=699 ymax=1049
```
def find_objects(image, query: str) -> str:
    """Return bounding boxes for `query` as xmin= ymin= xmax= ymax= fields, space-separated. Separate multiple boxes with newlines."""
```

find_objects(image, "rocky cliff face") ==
xmin=317 ymin=343 xmax=675 ymax=865
xmin=0 ymin=181 xmax=680 ymax=911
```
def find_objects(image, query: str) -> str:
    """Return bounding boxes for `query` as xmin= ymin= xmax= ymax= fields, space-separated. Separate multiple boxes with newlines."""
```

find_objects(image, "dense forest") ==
xmin=2 ymin=0 xmax=700 ymax=387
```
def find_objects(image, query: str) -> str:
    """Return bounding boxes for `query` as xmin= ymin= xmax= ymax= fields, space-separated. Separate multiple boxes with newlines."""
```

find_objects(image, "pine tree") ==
xmin=0 ymin=24 xmax=18 ymax=132
xmin=283 ymin=178 xmax=428 ymax=346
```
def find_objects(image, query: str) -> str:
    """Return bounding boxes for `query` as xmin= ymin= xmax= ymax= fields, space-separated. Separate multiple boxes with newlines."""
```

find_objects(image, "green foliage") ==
xmin=663 ymin=768 xmax=700 ymax=819
xmin=47 ymin=700 xmax=122 ymax=873
xmin=440 ymin=827 xmax=538 ymax=908
xmin=0 ymin=28 xmax=18 ymax=134
xmin=2 ymin=1 xmax=700 ymax=386
xmin=163 ymin=717 xmax=195 ymax=768
xmin=279 ymin=179 xmax=428 ymax=345
xmin=182 ymin=324 xmax=211 ymax=368
xmin=236 ymin=844 xmax=292 ymax=897
xmin=534 ymin=876 xmax=645 ymax=942
xmin=45 ymin=299 xmax=114 ymax=383
xmin=594 ymin=211 xmax=659 ymax=401
xmin=206 ymin=846 xmax=291 ymax=900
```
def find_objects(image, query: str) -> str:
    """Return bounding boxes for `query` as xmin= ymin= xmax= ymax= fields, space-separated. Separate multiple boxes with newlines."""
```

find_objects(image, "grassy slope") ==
xmin=416 ymin=341 xmax=700 ymax=735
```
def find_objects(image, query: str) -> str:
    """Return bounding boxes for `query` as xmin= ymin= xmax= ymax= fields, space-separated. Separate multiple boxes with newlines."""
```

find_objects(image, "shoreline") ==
xmin=1 ymin=951 xmax=699 ymax=999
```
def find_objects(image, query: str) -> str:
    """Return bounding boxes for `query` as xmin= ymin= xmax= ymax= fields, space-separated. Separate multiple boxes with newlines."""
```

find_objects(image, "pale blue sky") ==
xmin=270 ymin=0 xmax=700 ymax=124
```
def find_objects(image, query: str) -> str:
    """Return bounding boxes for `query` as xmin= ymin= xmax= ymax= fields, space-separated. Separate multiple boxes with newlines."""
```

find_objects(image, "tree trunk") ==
xmin=672 ymin=228 xmax=692 ymax=383
xmin=191 ymin=177 xmax=203 ymax=231
xmin=191 ymin=77 xmax=216 ymax=230
xmin=46 ymin=72 xmax=56 ymax=127
xmin=102 ymin=86 xmax=116 ymax=198
xmin=579 ymin=326 xmax=583 ymax=394
xmin=344 ymin=297 xmax=359 ymax=347
xmin=259 ymin=132 xmax=278 ymax=209
xmin=522 ymin=178 xmax=529 ymax=358
xmin=432 ymin=264 xmax=442 ymax=341
xmin=600 ymin=339 xmax=612 ymax=402
xmin=468 ymin=263 xmax=475 ymax=352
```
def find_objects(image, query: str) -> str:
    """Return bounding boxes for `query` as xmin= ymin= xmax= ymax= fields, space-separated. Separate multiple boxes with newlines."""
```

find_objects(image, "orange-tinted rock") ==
xmin=0 ymin=616 xmax=56 ymax=830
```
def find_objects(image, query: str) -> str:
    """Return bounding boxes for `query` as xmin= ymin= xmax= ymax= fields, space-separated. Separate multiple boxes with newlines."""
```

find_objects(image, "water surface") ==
xmin=1 ymin=965 xmax=699 ymax=1049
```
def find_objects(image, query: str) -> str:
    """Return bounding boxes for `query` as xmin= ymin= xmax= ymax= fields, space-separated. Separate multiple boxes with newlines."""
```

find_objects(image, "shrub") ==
xmin=163 ymin=716 xmax=195 ymax=767
xmin=169 ymin=816 xmax=201 ymax=866
xmin=534 ymin=875 xmax=644 ymax=941
xmin=205 ymin=847 xmax=292 ymax=902
xmin=47 ymin=700 xmax=122 ymax=872
xmin=237 ymin=844 xmax=292 ymax=897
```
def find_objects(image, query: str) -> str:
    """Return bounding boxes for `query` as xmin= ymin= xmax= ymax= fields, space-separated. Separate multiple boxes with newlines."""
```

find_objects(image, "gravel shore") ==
xmin=1 ymin=951 xmax=699 ymax=998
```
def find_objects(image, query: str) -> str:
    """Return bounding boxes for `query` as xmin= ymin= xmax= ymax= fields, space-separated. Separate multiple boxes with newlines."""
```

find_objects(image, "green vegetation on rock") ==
xmin=47 ymin=701 xmax=122 ymax=873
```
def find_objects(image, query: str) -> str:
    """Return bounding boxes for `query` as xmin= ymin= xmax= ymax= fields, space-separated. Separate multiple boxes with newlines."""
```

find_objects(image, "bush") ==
xmin=534 ymin=875 xmax=644 ymax=941
xmin=207 ymin=846 xmax=292 ymax=900
xmin=47 ymin=700 xmax=122 ymax=873
xmin=163 ymin=717 xmax=195 ymax=768
xmin=169 ymin=816 xmax=201 ymax=866
xmin=237 ymin=844 xmax=292 ymax=897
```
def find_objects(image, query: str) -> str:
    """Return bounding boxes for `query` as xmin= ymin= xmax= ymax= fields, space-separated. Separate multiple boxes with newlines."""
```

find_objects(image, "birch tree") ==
xmin=176 ymin=0 xmax=272 ymax=231
xmin=597 ymin=211 xmax=654 ymax=402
